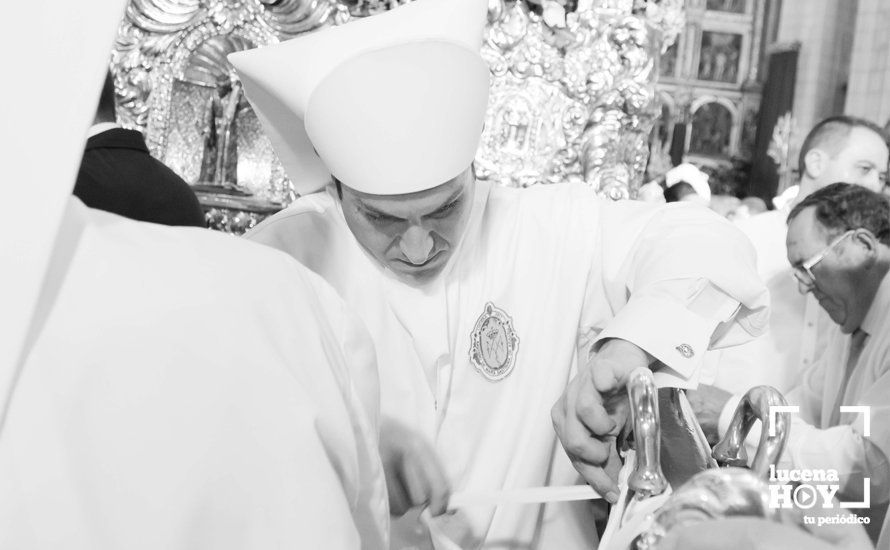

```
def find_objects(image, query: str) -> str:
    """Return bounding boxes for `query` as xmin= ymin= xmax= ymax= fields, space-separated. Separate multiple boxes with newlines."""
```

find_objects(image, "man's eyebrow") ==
xmin=356 ymin=200 xmax=403 ymax=220
xmin=356 ymin=187 xmax=465 ymax=219
xmin=426 ymin=188 xmax=465 ymax=216
xmin=357 ymin=201 xmax=404 ymax=221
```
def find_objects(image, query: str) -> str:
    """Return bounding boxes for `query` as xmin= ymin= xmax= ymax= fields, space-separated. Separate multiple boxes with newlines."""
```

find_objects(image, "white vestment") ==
xmin=0 ymin=199 xmax=389 ymax=550
xmin=248 ymin=181 xmax=768 ymax=549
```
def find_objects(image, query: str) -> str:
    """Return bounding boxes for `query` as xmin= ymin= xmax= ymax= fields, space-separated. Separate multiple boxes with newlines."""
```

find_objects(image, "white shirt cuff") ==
xmin=594 ymin=295 xmax=716 ymax=388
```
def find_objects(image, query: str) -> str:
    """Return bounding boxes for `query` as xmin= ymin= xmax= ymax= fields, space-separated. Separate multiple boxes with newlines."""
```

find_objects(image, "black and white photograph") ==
xmin=2 ymin=0 xmax=889 ymax=549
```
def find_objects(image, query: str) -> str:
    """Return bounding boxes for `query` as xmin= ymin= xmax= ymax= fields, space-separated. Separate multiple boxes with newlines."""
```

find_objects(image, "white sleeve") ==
xmin=586 ymin=201 xmax=769 ymax=388
xmin=306 ymin=270 xmax=382 ymax=435
xmin=784 ymin=419 xmax=890 ymax=502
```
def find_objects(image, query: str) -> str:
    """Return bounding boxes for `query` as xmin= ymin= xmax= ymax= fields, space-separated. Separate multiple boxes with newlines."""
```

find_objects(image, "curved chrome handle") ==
xmin=627 ymin=368 xmax=668 ymax=498
xmin=711 ymin=385 xmax=790 ymax=478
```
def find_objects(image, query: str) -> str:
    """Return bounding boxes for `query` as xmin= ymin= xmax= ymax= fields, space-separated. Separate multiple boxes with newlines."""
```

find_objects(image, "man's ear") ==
xmin=803 ymin=148 xmax=827 ymax=180
xmin=853 ymin=229 xmax=880 ymax=262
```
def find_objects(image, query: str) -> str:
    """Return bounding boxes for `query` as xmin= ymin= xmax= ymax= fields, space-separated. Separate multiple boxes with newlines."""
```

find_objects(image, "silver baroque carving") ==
xmin=477 ymin=0 xmax=679 ymax=198
xmin=110 ymin=0 xmax=683 ymax=231
xmin=113 ymin=0 xmax=338 ymax=133
xmin=111 ymin=0 xmax=341 ymax=222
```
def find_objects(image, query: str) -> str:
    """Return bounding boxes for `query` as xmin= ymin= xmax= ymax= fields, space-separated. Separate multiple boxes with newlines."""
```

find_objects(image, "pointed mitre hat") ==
xmin=228 ymin=0 xmax=490 ymax=196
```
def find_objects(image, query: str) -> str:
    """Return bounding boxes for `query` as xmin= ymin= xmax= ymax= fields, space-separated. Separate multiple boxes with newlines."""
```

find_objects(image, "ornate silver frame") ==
xmin=110 ymin=0 xmax=685 ymax=231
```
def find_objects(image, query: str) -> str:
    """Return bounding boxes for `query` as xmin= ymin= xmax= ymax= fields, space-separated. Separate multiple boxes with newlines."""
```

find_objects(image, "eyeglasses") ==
xmin=791 ymin=230 xmax=855 ymax=292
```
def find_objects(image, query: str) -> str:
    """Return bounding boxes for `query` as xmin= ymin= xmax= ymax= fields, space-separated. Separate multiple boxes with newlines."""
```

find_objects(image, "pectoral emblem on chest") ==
xmin=470 ymin=302 xmax=520 ymax=381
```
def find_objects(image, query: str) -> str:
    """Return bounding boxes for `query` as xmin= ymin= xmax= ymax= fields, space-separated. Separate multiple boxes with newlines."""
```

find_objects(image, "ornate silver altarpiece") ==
xmin=477 ymin=0 xmax=683 ymax=198
xmin=111 ymin=0 xmax=684 ymax=232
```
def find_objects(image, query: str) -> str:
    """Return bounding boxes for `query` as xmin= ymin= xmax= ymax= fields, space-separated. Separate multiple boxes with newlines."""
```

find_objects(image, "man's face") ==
xmin=786 ymin=207 xmax=872 ymax=333
xmin=813 ymin=127 xmax=889 ymax=192
xmin=339 ymin=168 xmax=475 ymax=285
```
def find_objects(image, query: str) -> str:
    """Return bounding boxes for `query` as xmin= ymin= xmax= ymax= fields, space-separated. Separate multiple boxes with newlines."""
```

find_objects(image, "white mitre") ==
xmin=229 ymin=0 xmax=490 ymax=196
xmin=666 ymin=162 xmax=712 ymax=202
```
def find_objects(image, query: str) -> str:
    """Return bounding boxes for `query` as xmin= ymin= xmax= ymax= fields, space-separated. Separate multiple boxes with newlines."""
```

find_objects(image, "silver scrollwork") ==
xmin=476 ymin=0 xmax=677 ymax=197
xmin=111 ymin=0 xmax=338 ymax=232
xmin=111 ymin=0 xmax=684 ymax=232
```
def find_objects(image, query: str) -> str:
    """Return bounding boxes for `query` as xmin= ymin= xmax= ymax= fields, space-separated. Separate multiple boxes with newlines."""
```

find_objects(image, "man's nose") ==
xmin=399 ymin=224 xmax=435 ymax=264
xmin=797 ymin=279 xmax=814 ymax=295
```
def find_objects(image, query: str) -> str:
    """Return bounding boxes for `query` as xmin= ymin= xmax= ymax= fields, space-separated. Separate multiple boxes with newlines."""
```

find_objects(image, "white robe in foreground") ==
xmin=248 ymin=181 xmax=768 ymax=549
xmin=0 ymin=199 xmax=388 ymax=550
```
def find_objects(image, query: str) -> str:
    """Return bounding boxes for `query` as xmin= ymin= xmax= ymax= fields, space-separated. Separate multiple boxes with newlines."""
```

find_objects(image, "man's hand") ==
xmin=379 ymin=418 xmax=451 ymax=517
xmin=686 ymin=383 xmax=733 ymax=445
xmin=551 ymin=338 xmax=654 ymax=503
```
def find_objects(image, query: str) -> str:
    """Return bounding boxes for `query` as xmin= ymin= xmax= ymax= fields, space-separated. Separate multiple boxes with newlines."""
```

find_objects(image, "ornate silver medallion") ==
xmin=469 ymin=302 xmax=520 ymax=381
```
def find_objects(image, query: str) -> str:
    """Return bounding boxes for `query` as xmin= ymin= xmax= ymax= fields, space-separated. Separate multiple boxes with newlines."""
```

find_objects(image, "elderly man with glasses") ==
xmin=692 ymin=183 xmax=890 ymax=545
xmin=791 ymin=229 xmax=856 ymax=292
xmin=716 ymin=116 xmax=889 ymax=397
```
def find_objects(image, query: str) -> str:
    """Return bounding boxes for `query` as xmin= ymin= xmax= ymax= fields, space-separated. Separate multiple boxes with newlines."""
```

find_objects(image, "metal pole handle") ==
xmin=627 ymin=367 xmax=668 ymax=498
xmin=711 ymin=385 xmax=790 ymax=478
